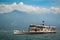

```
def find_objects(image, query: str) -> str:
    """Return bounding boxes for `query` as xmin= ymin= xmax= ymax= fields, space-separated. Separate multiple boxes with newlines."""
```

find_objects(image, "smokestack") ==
xmin=42 ymin=20 xmax=44 ymax=26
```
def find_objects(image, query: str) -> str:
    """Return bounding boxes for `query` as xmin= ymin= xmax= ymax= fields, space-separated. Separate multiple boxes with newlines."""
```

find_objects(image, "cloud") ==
xmin=0 ymin=2 xmax=60 ymax=14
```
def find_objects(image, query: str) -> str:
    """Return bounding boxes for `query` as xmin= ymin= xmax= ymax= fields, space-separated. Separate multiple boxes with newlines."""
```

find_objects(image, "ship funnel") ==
xmin=41 ymin=20 xmax=44 ymax=26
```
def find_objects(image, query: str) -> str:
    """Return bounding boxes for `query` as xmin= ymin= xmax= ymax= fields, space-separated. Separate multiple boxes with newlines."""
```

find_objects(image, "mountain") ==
xmin=0 ymin=10 xmax=60 ymax=30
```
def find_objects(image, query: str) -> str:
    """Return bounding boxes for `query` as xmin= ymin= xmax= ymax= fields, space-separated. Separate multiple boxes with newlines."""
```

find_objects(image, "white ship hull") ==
xmin=13 ymin=30 xmax=56 ymax=35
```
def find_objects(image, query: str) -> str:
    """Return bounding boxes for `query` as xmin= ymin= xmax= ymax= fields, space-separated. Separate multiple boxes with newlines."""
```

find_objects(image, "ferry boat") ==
xmin=13 ymin=21 xmax=56 ymax=34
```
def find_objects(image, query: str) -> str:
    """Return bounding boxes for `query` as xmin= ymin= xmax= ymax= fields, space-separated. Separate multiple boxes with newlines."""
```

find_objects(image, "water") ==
xmin=0 ymin=30 xmax=60 ymax=40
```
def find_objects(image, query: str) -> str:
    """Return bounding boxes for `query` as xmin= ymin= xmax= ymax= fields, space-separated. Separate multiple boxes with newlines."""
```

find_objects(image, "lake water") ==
xmin=0 ymin=30 xmax=60 ymax=40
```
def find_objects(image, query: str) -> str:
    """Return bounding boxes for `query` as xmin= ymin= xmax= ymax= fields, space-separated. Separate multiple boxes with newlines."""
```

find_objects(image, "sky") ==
xmin=0 ymin=0 xmax=60 ymax=13
xmin=0 ymin=0 xmax=60 ymax=30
